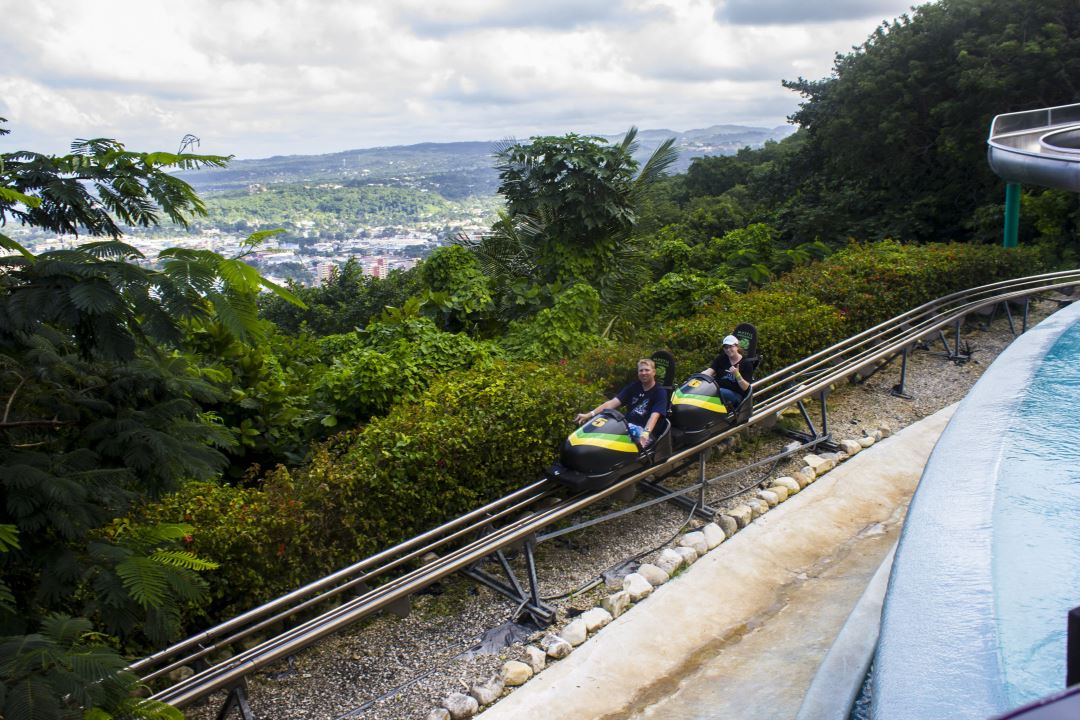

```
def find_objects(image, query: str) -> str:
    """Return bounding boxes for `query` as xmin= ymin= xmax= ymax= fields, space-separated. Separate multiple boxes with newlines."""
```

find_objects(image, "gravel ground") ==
xmin=186 ymin=298 xmax=1062 ymax=720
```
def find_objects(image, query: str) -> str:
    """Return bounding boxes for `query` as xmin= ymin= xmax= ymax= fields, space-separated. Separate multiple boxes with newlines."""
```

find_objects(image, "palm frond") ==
xmin=633 ymin=136 xmax=679 ymax=191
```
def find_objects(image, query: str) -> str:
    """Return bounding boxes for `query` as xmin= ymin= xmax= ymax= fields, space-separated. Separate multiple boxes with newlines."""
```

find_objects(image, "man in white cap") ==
xmin=702 ymin=334 xmax=753 ymax=410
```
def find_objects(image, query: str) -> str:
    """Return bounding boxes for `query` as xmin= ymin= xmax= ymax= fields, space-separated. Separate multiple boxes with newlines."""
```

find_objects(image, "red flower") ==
xmin=277 ymin=543 xmax=286 ymax=558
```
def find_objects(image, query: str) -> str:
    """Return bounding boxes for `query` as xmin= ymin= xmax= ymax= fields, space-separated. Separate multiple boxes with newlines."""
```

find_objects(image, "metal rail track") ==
xmin=134 ymin=270 xmax=1080 ymax=711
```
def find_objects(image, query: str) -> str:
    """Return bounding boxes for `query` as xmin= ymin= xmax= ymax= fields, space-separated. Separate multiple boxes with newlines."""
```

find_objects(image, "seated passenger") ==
xmin=575 ymin=358 xmax=668 ymax=448
xmin=701 ymin=334 xmax=753 ymax=410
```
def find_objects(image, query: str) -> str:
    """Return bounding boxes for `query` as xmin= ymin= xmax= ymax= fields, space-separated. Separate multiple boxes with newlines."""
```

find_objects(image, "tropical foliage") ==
xmin=0 ymin=120 xmax=299 ymax=718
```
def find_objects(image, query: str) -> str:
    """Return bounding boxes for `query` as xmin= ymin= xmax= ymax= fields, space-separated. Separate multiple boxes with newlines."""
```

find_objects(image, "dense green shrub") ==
xmin=779 ymin=241 xmax=1048 ymax=329
xmin=637 ymin=272 xmax=735 ymax=321
xmin=316 ymin=315 xmax=495 ymax=428
xmin=500 ymin=284 xmax=608 ymax=361
xmin=651 ymin=289 xmax=847 ymax=377
xmin=564 ymin=342 xmax=654 ymax=397
xmin=187 ymin=325 xmax=326 ymax=473
xmin=259 ymin=259 xmax=422 ymax=337
xmin=419 ymin=244 xmax=495 ymax=333
xmin=140 ymin=363 xmax=599 ymax=618
xmin=136 ymin=476 xmax=327 ymax=621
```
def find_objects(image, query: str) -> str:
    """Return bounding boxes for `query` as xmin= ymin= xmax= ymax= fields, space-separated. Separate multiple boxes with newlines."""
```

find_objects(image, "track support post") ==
xmin=215 ymin=680 xmax=256 ymax=720
xmin=891 ymin=345 xmax=913 ymax=399
xmin=779 ymin=397 xmax=837 ymax=452
xmin=464 ymin=536 xmax=555 ymax=626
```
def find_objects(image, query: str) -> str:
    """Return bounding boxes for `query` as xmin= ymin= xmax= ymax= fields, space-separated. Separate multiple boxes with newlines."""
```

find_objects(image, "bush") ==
xmin=139 ymin=362 xmax=600 ymax=619
xmin=136 ymin=476 xmax=328 ymax=622
xmin=500 ymin=284 xmax=608 ymax=361
xmin=779 ymin=241 xmax=1047 ymax=329
xmin=637 ymin=272 xmax=735 ymax=321
xmin=419 ymin=245 xmax=495 ymax=332
xmin=316 ymin=316 xmax=495 ymax=428
xmin=651 ymin=289 xmax=847 ymax=377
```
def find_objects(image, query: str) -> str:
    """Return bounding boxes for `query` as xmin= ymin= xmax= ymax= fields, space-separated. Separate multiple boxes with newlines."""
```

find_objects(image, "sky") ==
xmin=0 ymin=0 xmax=927 ymax=160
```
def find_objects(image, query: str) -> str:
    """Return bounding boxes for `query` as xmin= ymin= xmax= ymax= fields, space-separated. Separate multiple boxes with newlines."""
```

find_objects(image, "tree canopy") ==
xmin=0 ymin=121 xmax=303 ymax=720
xmin=489 ymin=128 xmax=677 ymax=287
xmin=772 ymin=0 xmax=1080 ymax=244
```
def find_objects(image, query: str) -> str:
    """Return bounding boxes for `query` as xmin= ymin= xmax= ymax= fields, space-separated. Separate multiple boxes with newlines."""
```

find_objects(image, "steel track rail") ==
xmin=132 ymin=479 xmax=555 ymax=678
xmin=138 ymin=271 xmax=1080 ymax=709
xmin=752 ymin=269 xmax=1079 ymax=397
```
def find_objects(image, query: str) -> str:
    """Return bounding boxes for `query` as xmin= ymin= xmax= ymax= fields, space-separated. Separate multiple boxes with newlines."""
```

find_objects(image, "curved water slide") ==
xmin=987 ymin=102 xmax=1080 ymax=191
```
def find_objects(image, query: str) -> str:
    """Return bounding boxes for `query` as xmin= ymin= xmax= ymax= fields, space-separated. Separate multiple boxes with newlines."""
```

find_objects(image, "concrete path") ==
xmin=480 ymin=404 xmax=957 ymax=720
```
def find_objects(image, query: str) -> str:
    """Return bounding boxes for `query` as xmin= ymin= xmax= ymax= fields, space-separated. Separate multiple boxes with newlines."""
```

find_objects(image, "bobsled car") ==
xmin=545 ymin=408 xmax=673 ymax=493
xmin=545 ymin=351 xmax=676 ymax=493
xmin=669 ymin=323 xmax=758 ymax=447
xmin=669 ymin=373 xmax=753 ymax=446
xmin=545 ymin=328 xmax=760 ymax=493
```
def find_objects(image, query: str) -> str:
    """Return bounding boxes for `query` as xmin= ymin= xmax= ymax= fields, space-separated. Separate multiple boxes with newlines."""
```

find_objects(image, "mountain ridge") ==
xmin=178 ymin=123 xmax=796 ymax=195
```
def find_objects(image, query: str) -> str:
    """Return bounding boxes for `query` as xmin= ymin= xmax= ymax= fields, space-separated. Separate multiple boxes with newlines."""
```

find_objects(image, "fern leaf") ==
xmin=216 ymin=258 xmax=262 ymax=294
xmin=68 ymin=647 xmax=128 ymax=685
xmin=0 ymin=524 xmax=20 ymax=551
xmin=149 ymin=549 xmax=219 ymax=571
xmin=114 ymin=557 xmax=167 ymax=609
xmin=259 ymin=275 xmax=307 ymax=309
xmin=0 ymin=186 xmax=42 ymax=208
xmin=40 ymin=614 xmax=92 ymax=647
xmin=240 ymin=228 xmax=285 ymax=249
xmin=0 ymin=580 xmax=15 ymax=613
xmin=209 ymin=292 xmax=261 ymax=343
xmin=67 ymin=278 xmax=124 ymax=314
xmin=0 ymin=634 xmax=53 ymax=674
xmin=78 ymin=240 xmax=145 ymax=261
xmin=114 ymin=696 xmax=184 ymax=720
xmin=128 ymin=523 xmax=192 ymax=545
xmin=4 ymin=677 xmax=60 ymax=720
xmin=0 ymin=232 xmax=37 ymax=260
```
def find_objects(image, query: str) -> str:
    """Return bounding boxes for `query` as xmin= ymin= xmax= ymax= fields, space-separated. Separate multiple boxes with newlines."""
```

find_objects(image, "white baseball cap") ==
xmin=722 ymin=334 xmax=739 ymax=347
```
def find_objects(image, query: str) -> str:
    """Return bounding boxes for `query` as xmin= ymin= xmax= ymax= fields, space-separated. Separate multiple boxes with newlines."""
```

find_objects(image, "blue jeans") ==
xmin=718 ymin=387 xmax=743 ymax=411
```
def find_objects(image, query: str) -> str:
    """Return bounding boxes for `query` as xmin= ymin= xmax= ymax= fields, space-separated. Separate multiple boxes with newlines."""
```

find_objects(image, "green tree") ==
xmin=774 ymin=0 xmax=1080 ymax=244
xmin=0 ymin=120 xmax=296 ymax=719
xmin=487 ymin=128 xmax=678 ymax=287
xmin=499 ymin=284 xmax=606 ymax=361
xmin=418 ymin=244 xmax=494 ymax=333
xmin=259 ymin=258 xmax=422 ymax=336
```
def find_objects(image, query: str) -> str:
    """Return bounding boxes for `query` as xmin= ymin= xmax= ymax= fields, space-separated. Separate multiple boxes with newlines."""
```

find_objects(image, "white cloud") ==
xmin=715 ymin=0 xmax=920 ymax=25
xmin=0 ymin=0 xmax=928 ymax=158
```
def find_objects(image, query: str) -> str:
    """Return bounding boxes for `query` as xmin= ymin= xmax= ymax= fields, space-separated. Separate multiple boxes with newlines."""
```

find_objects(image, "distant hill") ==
xmin=177 ymin=124 xmax=796 ymax=196
xmin=603 ymin=124 xmax=797 ymax=167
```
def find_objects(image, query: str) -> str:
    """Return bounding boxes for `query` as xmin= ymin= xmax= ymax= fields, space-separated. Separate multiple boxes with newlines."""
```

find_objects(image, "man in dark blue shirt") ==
xmin=575 ymin=359 xmax=669 ymax=447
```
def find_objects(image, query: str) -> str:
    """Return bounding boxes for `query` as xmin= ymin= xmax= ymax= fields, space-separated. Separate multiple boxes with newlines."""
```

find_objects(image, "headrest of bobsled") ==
xmin=651 ymin=350 xmax=676 ymax=388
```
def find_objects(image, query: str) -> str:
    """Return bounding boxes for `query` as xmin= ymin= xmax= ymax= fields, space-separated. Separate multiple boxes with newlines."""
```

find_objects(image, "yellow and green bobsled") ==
xmin=670 ymin=373 xmax=743 ymax=444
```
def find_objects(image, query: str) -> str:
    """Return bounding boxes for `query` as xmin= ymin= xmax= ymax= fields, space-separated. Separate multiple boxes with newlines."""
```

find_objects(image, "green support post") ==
xmin=1003 ymin=182 xmax=1020 ymax=248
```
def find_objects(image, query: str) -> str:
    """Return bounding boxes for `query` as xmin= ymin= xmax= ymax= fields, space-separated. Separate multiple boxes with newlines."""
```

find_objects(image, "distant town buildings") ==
xmin=316 ymin=262 xmax=337 ymax=285
xmin=366 ymin=256 xmax=387 ymax=279
xmin=9 ymin=224 xmax=431 ymax=289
